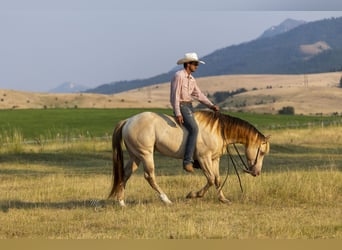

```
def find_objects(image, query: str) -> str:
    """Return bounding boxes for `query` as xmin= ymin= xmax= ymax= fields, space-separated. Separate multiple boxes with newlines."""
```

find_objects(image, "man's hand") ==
xmin=176 ymin=115 xmax=184 ymax=125
xmin=211 ymin=105 xmax=220 ymax=112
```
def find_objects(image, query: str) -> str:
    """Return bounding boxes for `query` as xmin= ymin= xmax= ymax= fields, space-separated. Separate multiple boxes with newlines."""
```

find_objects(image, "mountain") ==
xmin=198 ymin=17 xmax=342 ymax=77
xmin=258 ymin=18 xmax=306 ymax=39
xmin=85 ymin=17 xmax=342 ymax=94
xmin=85 ymin=72 xmax=174 ymax=95
xmin=49 ymin=82 xmax=88 ymax=93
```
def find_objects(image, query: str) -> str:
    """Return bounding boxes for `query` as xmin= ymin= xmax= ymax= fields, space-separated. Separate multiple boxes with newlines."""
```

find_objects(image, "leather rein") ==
xmin=219 ymin=143 xmax=261 ymax=193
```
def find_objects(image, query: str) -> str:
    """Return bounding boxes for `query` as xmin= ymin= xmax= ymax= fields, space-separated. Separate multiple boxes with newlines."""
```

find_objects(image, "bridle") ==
xmin=219 ymin=142 xmax=262 ymax=193
xmin=233 ymin=143 xmax=261 ymax=173
xmin=216 ymin=112 xmax=264 ymax=193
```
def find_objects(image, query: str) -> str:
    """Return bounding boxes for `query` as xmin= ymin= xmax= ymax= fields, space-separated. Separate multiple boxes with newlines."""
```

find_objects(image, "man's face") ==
xmin=188 ymin=61 xmax=199 ymax=72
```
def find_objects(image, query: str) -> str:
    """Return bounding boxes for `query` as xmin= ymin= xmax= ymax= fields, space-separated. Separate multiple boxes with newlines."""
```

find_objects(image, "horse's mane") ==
xmin=195 ymin=110 xmax=266 ymax=144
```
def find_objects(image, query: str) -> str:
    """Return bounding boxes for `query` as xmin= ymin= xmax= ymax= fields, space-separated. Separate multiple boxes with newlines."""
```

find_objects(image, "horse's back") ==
xmin=124 ymin=112 xmax=177 ymax=131
xmin=122 ymin=112 xmax=185 ymax=157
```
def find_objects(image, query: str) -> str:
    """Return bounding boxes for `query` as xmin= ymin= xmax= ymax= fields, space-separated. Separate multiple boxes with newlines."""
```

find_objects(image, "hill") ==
xmin=1 ymin=72 xmax=341 ymax=115
xmin=85 ymin=17 xmax=342 ymax=94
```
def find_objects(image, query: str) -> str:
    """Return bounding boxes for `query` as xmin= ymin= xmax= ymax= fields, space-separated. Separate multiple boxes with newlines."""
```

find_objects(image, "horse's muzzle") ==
xmin=243 ymin=168 xmax=260 ymax=177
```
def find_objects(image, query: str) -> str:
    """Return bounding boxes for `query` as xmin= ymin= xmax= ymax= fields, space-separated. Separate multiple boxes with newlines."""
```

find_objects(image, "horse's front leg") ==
xmin=185 ymin=157 xmax=231 ymax=204
xmin=186 ymin=157 xmax=214 ymax=199
xmin=216 ymin=183 xmax=231 ymax=204
xmin=213 ymin=160 xmax=231 ymax=204
xmin=186 ymin=181 xmax=212 ymax=199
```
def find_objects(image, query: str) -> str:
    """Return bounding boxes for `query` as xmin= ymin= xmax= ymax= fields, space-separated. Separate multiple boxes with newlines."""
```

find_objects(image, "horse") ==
xmin=108 ymin=110 xmax=270 ymax=206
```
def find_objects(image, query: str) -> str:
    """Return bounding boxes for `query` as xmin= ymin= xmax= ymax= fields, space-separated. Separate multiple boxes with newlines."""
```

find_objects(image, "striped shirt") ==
xmin=170 ymin=69 xmax=214 ymax=116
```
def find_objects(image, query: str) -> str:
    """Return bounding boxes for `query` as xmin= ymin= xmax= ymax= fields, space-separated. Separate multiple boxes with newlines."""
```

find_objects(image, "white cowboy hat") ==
xmin=176 ymin=52 xmax=205 ymax=65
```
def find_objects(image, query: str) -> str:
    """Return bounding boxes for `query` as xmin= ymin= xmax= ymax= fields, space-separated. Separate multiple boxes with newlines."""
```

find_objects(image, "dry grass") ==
xmin=1 ymin=72 xmax=342 ymax=114
xmin=0 ymin=126 xmax=341 ymax=239
xmin=0 ymin=170 xmax=340 ymax=239
xmin=300 ymin=41 xmax=331 ymax=57
xmin=266 ymin=126 xmax=342 ymax=147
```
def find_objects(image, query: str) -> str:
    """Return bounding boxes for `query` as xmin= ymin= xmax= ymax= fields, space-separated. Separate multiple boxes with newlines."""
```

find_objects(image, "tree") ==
xmin=278 ymin=106 xmax=295 ymax=115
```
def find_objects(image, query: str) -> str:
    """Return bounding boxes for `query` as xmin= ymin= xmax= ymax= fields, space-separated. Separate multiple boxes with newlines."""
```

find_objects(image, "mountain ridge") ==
xmin=85 ymin=17 xmax=342 ymax=94
xmin=258 ymin=18 xmax=306 ymax=39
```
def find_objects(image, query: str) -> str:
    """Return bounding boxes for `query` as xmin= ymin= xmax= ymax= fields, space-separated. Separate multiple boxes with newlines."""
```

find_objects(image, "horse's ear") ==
xmin=265 ymin=135 xmax=271 ymax=141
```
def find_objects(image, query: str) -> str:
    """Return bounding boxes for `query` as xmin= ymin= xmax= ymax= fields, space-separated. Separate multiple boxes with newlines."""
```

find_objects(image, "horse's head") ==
xmin=245 ymin=135 xmax=270 ymax=176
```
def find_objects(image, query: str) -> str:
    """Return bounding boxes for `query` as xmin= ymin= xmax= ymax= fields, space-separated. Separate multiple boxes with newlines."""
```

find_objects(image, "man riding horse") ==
xmin=170 ymin=52 xmax=220 ymax=173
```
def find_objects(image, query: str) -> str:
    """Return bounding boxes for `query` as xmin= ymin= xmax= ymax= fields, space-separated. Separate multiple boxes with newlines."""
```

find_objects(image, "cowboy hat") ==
xmin=176 ymin=52 xmax=205 ymax=65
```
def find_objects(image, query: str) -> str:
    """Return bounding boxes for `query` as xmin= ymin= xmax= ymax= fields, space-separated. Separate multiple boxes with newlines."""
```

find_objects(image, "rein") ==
xmin=223 ymin=144 xmax=244 ymax=193
xmin=233 ymin=144 xmax=260 ymax=173
xmin=215 ymin=111 xmax=261 ymax=194
xmin=219 ymin=143 xmax=261 ymax=193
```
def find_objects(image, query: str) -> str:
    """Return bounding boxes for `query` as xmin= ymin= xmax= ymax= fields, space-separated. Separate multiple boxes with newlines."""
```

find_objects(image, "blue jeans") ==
xmin=180 ymin=103 xmax=199 ymax=166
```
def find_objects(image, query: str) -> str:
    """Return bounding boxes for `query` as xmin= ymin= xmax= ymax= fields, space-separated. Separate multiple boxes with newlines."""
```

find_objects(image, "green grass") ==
xmin=1 ymin=108 xmax=342 ymax=175
xmin=0 ymin=108 xmax=172 ymax=140
xmin=1 ymin=108 xmax=341 ymax=141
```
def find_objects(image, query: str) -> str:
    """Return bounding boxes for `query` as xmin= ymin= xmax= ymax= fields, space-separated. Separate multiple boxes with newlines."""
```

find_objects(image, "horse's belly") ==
xmin=155 ymin=129 xmax=185 ymax=159
xmin=155 ymin=145 xmax=184 ymax=159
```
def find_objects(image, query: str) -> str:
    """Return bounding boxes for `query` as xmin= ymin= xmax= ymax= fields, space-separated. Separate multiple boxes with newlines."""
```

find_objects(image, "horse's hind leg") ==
xmin=142 ymin=154 xmax=172 ymax=204
xmin=123 ymin=157 xmax=140 ymax=186
xmin=117 ymin=157 xmax=140 ymax=206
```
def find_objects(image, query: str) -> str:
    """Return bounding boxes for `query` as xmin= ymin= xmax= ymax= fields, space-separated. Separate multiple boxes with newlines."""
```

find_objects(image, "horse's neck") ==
xmin=227 ymin=134 xmax=249 ymax=146
xmin=225 ymin=127 xmax=257 ymax=146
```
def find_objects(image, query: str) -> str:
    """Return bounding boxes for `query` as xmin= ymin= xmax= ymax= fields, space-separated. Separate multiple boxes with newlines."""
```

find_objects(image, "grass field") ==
xmin=1 ymin=108 xmax=342 ymax=139
xmin=0 ymin=109 xmax=341 ymax=239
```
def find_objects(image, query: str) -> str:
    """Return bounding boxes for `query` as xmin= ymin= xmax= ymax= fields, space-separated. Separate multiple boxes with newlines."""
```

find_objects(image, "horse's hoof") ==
xmin=118 ymin=199 xmax=126 ymax=207
xmin=219 ymin=198 xmax=232 ymax=205
xmin=186 ymin=191 xmax=197 ymax=199
xmin=160 ymin=193 xmax=172 ymax=204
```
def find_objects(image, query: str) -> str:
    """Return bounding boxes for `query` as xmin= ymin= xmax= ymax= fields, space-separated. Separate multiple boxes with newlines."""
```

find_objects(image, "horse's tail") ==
xmin=108 ymin=119 xmax=127 ymax=199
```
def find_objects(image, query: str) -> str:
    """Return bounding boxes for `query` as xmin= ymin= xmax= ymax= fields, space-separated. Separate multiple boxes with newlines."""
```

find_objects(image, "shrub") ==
xmin=213 ymin=88 xmax=247 ymax=103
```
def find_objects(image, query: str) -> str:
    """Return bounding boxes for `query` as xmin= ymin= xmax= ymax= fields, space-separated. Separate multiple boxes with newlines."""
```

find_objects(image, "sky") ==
xmin=1 ymin=0 xmax=342 ymax=92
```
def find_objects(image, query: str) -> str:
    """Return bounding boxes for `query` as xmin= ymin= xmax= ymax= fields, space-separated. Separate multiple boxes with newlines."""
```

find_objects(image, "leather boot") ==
xmin=183 ymin=163 xmax=194 ymax=173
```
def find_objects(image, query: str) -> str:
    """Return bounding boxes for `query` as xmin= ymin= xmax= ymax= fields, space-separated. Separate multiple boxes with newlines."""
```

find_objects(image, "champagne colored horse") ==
xmin=109 ymin=111 xmax=270 ymax=206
